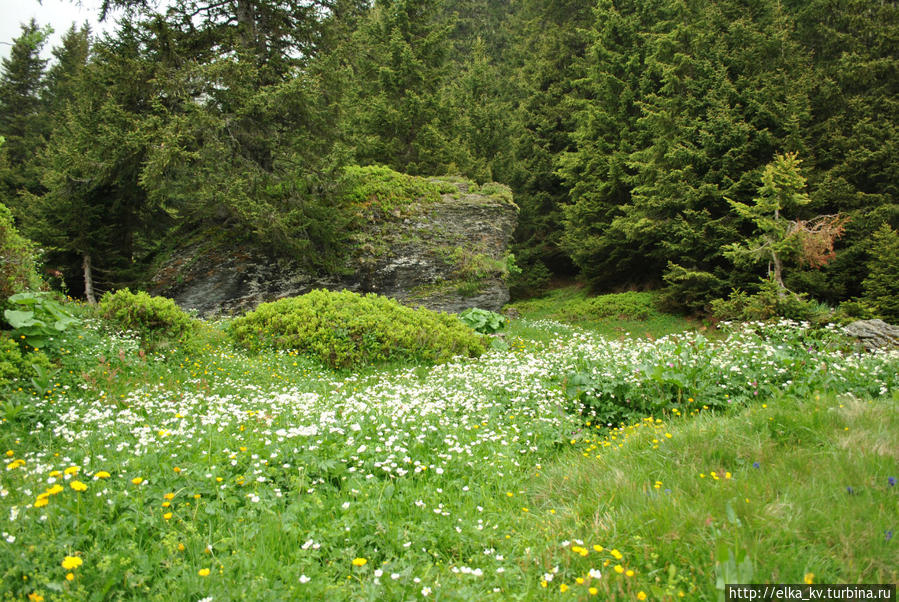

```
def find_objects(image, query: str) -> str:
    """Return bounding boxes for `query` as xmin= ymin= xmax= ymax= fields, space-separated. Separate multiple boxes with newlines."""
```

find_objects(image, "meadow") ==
xmin=1 ymin=291 xmax=897 ymax=601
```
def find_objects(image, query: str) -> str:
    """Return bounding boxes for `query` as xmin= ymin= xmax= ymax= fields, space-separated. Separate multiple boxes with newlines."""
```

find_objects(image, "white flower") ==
xmin=299 ymin=575 xmax=311 ymax=583
xmin=421 ymin=587 xmax=432 ymax=596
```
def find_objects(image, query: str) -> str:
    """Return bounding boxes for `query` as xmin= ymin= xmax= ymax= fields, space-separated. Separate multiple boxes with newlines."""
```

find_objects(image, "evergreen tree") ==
xmin=348 ymin=0 xmax=455 ymax=175
xmin=861 ymin=223 xmax=899 ymax=322
xmin=0 ymin=20 xmax=51 ymax=217
xmin=505 ymin=0 xmax=593 ymax=285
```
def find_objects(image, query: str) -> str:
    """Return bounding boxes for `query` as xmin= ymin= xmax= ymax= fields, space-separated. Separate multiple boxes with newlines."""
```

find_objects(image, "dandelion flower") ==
xmin=61 ymin=556 xmax=83 ymax=570
xmin=559 ymin=584 xmax=569 ymax=592
xmin=613 ymin=565 xmax=624 ymax=574
xmin=804 ymin=573 xmax=814 ymax=584
xmin=70 ymin=481 xmax=87 ymax=492
xmin=198 ymin=568 xmax=210 ymax=577
xmin=65 ymin=573 xmax=74 ymax=582
xmin=94 ymin=471 xmax=110 ymax=479
xmin=352 ymin=558 xmax=367 ymax=567
xmin=46 ymin=485 xmax=63 ymax=495
xmin=588 ymin=587 xmax=598 ymax=595
xmin=610 ymin=549 xmax=623 ymax=560
xmin=637 ymin=592 xmax=647 ymax=600
xmin=163 ymin=513 xmax=172 ymax=520
xmin=34 ymin=497 xmax=49 ymax=508
xmin=131 ymin=477 xmax=144 ymax=485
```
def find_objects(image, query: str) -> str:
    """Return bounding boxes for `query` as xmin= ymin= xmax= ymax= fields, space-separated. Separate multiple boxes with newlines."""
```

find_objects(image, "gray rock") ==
xmin=844 ymin=319 xmax=899 ymax=350
xmin=149 ymin=180 xmax=518 ymax=316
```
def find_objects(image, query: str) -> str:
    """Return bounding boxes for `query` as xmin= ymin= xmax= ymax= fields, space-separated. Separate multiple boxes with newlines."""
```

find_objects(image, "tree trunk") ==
xmin=771 ymin=250 xmax=786 ymax=297
xmin=83 ymin=253 xmax=96 ymax=305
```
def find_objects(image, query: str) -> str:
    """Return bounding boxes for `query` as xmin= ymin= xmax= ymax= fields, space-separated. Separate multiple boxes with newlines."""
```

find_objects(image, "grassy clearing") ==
xmin=508 ymin=287 xmax=697 ymax=339
xmin=529 ymin=391 xmax=898 ymax=599
xmin=0 ymin=292 xmax=897 ymax=600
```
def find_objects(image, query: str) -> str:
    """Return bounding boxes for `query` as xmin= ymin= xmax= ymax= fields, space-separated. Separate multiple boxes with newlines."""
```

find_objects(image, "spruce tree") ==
xmin=862 ymin=223 xmax=899 ymax=323
xmin=0 ymin=20 xmax=51 ymax=217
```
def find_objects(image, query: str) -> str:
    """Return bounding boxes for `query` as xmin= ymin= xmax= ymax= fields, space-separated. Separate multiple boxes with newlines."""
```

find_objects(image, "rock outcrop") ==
xmin=844 ymin=319 xmax=899 ymax=350
xmin=149 ymin=178 xmax=518 ymax=316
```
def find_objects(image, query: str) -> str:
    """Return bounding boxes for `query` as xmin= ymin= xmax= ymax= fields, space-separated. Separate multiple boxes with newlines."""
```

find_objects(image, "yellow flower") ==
xmin=65 ymin=573 xmax=74 ymax=581
xmin=541 ymin=580 xmax=548 ymax=588
xmin=61 ymin=556 xmax=83 ymax=570
xmin=559 ymin=584 xmax=569 ymax=593
xmin=589 ymin=587 xmax=598 ymax=595
xmin=70 ymin=481 xmax=87 ymax=492
xmin=163 ymin=512 xmax=173 ymax=520
xmin=34 ymin=497 xmax=49 ymax=508
xmin=28 ymin=593 xmax=44 ymax=602
xmin=64 ymin=466 xmax=79 ymax=475
xmin=131 ymin=477 xmax=144 ymax=485
xmin=178 ymin=543 xmax=185 ymax=551
xmin=173 ymin=467 xmax=181 ymax=473
xmin=162 ymin=501 xmax=170 ymax=508
xmin=164 ymin=492 xmax=175 ymax=500
xmin=625 ymin=569 xmax=635 ymax=577
xmin=198 ymin=568 xmax=210 ymax=577
xmin=637 ymin=592 xmax=647 ymax=600
xmin=593 ymin=545 xmax=603 ymax=552
xmin=576 ymin=577 xmax=584 ymax=585
xmin=610 ymin=549 xmax=623 ymax=560
xmin=614 ymin=565 xmax=624 ymax=574
xmin=94 ymin=471 xmax=110 ymax=479
xmin=352 ymin=558 xmax=367 ymax=567
xmin=48 ymin=470 xmax=61 ymax=477
xmin=804 ymin=573 xmax=814 ymax=585
xmin=725 ymin=472 xmax=732 ymax=480
xmin=46 ymin=484 xmax=63 ymax=495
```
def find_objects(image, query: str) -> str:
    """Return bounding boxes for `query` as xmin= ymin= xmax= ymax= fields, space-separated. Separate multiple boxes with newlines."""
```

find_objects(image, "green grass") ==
xmin=0 ymin=291 xmax=896 ymax=600
xmin=528 ymin=392 xmax=899 ymax=599
xmin=509 ymin=287 xmax=698 ymax=339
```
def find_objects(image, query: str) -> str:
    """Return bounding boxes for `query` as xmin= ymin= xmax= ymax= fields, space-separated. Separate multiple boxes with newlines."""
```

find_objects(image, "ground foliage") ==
xmin=0 ymin=292 xmax=896 ymax=599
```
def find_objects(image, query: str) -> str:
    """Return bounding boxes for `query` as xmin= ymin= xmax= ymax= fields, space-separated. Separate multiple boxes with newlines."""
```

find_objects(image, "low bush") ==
xmin=0 ymin=202 xmax=42 ymax=302
xmin=710 ymin=278 xmax=829 ymax=322
xmin=0 ymin=332 xmax=51 ymax=389
xmin=98 ymin=289 xmax=200 ymax=348
xmin=228 ymin=289 xmax=487 ymax=369
xmin=341 ymin=165 xmax=444 ymax=213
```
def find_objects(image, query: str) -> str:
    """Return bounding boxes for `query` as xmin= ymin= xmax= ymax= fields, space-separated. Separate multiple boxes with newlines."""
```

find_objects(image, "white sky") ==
xmin=0 ymin=0 xmax=118 ymax=63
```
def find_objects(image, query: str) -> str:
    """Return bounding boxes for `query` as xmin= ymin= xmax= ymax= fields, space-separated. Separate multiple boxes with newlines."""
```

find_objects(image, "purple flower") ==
xmin=889 ymin=477 xmax=896 ymax=487
xmin=752 ymin=462 xmax=760 ymax=469
xmin=886 ymin=530 xmax=893 ymax=542
xmin=846 ymin=486 xmax=855 ymax=495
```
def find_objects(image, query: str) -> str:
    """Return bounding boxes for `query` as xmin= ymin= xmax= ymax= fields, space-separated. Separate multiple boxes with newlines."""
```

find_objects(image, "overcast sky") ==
xmin=1 ymin=0 xmax=117 ymax=63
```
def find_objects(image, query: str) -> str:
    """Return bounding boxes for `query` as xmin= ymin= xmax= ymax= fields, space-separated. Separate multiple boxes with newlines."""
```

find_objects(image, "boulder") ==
xmin=844 ymin=319 xmax=899 ymax=350
xmin=149 ymin=177 xmax=518 ymax=316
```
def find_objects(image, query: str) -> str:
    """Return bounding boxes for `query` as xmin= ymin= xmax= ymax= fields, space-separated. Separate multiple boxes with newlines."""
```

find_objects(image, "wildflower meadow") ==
xmin=1 ymin=305 xmax=897 ymax=600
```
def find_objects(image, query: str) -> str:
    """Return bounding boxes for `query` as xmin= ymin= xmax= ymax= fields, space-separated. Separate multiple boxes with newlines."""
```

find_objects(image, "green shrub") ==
xmin=459 ymin=308 xmax=506 ymax=334
xmin=710 ymin=278 xmax=828 ymax=322
xmin=98 ymin=289 xmax=200 ymax=348
xmin=861 ymin=222 xmax=899 ymax=322
xmin=586 ymin=291 xmax=658 ymax=320
xmin=228 ymin=289 xmax=487 ymax=369
xmin=0 ymin=202 xmax=42 ymax=302
xmin=0 ymin=332 xmax=50 ymax=389
xmin=341 ymin=165 xmax=444 ymax=213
